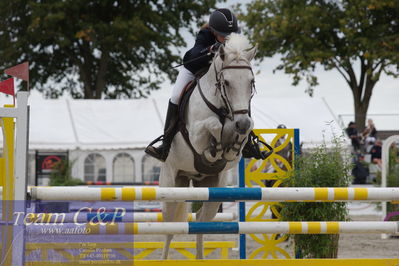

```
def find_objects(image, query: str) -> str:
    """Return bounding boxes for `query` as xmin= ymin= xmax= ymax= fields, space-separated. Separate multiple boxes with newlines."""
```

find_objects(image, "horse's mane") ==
xmin=223 ymin=33 xmax=252 ymax=62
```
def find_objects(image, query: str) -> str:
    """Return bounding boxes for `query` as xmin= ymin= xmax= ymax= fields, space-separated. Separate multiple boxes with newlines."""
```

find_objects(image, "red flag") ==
xmin=5 ymin=62 xmax=29 ymax=81
xmin=0 ymin=78 xmax=14 ymax=96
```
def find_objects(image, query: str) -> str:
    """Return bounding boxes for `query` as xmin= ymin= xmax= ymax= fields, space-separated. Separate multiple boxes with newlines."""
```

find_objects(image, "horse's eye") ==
xmin=224 ymin=80 xmax=229 ymax=87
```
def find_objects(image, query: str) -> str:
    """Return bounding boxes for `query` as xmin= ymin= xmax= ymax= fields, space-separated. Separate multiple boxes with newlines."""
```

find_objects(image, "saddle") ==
xmin=177 ymin=67 xmax=208 ymax=119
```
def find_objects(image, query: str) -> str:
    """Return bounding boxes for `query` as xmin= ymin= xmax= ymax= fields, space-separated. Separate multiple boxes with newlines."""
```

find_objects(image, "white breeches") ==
xmin=170 ymin=67 xmax=195 ymax=105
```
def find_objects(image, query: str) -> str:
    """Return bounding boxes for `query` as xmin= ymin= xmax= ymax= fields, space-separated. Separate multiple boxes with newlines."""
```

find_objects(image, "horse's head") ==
xmin=213 ymin=33 xmax=257 ymax=161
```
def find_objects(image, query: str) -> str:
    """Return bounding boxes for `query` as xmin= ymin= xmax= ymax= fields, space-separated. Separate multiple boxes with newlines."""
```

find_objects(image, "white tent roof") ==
xmin=0 ymin=92 xmax=344 ymax=150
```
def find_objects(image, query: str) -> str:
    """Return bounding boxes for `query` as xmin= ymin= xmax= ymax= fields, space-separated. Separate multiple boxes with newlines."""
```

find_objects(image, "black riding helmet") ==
xmin=209 ymin=8 xmax=240 ymax=37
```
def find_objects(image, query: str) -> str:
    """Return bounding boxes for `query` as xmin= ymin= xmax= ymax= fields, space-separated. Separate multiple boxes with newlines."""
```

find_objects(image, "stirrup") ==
xmin=147 ymin=135 xmax=164 ymax=147
xmin=243 ymin=132 xmax=273 ymax=160
xmin=145 ymin=135 xmax=168 ymax=162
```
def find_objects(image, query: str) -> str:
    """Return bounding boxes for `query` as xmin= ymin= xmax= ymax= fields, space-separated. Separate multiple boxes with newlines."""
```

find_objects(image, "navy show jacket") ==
xmin=183 ymin=27 xmax=218 ymax=75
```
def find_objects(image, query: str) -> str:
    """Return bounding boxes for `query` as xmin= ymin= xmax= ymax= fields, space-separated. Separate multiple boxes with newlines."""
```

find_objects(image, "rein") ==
xmin=197 ymin=62 xmax=255 ymax=124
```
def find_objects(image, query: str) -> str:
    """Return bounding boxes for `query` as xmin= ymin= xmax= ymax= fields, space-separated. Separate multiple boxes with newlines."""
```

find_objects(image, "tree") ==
xmin=240 ymin=0 xmax=399 ymax=131
xmin=0 ymin=0 xmax=218 ymax=99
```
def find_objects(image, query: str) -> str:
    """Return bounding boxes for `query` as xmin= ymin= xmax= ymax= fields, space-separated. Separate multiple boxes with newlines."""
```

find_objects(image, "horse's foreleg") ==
xmin=162 ymin=234 xmax=173 ymax=260
xmin=160 ymin=167 xmax=189 ymax=260
xmin=193 ymin=176 xmax=225 ymax=259
xmin=192 ymin=117 xmax=223 ymax=162
xmin=195 ymin=202 xmax=222 ymax=259
xmin=161 ymin=201 xmax=188 ymax=259
xmin=223 ymin=134 xmax=248 ymax=161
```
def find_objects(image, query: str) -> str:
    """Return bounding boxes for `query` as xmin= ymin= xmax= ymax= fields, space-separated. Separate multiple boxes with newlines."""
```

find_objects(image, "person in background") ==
xmin=370 ymin=139 xmax=382 ymax=168
xmin=346 ymin=121 xmax=360 ymax=152
xmin=361 ymin=119 xmax=377 ymax=153
xmin=362 ymin=118 xmax=377 ymax=142
xmin=275 ymin=124 xmax=293 ymax=167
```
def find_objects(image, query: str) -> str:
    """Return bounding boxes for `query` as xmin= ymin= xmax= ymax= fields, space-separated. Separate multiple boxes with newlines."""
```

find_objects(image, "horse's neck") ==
xmin=185 ymin=61 xmax=221 ymax=128
xmin=202 ymin=61 xmax=218 ymax=88
xmin=198 ymin=61 xmax=220 ymax=104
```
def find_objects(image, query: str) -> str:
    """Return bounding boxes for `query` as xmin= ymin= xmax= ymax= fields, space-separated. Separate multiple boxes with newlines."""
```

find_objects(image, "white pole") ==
xmin=16 ymin=212 xmax=236 ymax=223
xmin=381 ymin=135 xmax=399 ymax=239
xmin=12 ymin=92 xmax=29 ymax=266
xmin=25 ymin=221 xmax=399 ymax=235
xmin=0 ymin=92 xmax=30 ymax=266
xmin=29 ymin=186 xmax=399 ymax=202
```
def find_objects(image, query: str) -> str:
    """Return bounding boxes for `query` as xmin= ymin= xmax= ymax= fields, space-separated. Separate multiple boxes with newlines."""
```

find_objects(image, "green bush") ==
xmin=49 ymin=159 xmax=84 ymax=186
xmin=280 ymin=138 xmax=351 ymax=258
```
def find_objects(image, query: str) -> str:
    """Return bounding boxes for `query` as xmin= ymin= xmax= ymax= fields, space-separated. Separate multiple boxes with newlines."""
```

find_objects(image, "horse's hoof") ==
xmin=204 ymin=150 xmax=219 ymax=162
xmin=223 ymin=150 xmax=238 ymax=161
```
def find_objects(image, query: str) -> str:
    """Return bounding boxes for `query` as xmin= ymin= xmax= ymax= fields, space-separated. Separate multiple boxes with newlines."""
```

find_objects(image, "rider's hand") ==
xmin=209 ymin=42 xmax=222 ymax=53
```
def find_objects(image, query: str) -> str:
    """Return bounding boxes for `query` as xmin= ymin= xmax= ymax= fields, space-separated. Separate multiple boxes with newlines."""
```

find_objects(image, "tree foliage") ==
xmin=0 ymin=0 xmax=218 ymax=99
xmin=240 ymin=0 xmax=399 ymax=130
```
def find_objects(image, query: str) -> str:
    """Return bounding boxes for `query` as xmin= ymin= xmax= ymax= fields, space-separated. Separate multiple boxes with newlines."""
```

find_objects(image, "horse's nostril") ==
xmin=235 ymin=119 xmax=250 ymax=134
xmin=235 ymin=122 xmax=240 ymax=130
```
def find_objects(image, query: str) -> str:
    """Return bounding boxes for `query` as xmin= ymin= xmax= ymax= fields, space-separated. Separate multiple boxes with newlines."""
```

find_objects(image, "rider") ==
xmin=145 ymin=8 xmax=267 ymax=162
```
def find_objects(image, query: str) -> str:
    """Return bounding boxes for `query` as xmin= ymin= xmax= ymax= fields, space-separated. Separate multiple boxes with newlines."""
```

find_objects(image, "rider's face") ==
xmin=215 ymin=34 xmax=226 ymax=43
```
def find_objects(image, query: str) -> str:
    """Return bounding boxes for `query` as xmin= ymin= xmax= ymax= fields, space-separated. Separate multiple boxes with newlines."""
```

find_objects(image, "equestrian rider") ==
xmin=145 ymin=8 xmax=267 ymax=162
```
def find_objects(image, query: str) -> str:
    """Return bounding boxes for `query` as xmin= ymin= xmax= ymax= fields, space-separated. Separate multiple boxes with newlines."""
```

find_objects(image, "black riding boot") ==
xmin=242 ymin=131 xmax=273 ymax=160
xmin=145 ymin=100 xmax=179 ymax=162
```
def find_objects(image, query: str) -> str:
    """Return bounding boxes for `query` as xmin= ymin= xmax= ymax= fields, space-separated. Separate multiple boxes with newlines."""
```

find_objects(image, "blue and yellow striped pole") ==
xmin=29 ymin=186 xmax=399 ymax=202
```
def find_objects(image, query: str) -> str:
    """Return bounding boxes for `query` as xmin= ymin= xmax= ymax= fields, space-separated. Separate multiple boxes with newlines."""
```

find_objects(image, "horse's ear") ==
xmin=245 ymin=45 xmax=257 ymax=61
xmin=219 ymin=45 xmax=225 ymax=61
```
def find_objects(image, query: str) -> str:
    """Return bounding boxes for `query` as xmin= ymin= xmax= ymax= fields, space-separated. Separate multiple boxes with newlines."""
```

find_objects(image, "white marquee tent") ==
xmin=1 ymin=91 xmax=345 ymax=184
xmin=1 ymin=92 xmax=345 ymax=150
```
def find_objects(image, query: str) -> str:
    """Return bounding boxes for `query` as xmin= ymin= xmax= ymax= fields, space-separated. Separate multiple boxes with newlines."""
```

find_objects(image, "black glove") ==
xmin=209 ymin=42 xmax=222 ymax=53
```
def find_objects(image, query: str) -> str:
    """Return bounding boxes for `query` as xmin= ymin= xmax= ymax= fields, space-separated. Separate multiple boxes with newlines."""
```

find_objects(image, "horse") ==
xmin=160 ymin=33 xmax=257 ymax=259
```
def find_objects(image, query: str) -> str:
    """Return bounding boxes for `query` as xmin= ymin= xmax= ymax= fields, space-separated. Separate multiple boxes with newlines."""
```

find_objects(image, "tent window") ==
xmin=84 ymin=153 xmax=106 ymax=182
xmin=142 ymin=155 xmax=161 ymax=182
xmin=113 ymin=153 xmax=134 ymax=183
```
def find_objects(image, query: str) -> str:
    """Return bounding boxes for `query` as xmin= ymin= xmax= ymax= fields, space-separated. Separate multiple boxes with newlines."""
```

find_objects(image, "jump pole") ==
xmin=25 ymin=212 xmax=236 ymax=223
xmin=25 ymin=221 xmax=399 ymax=235
xmin=29 ymin=186 xmax=399 ymax=202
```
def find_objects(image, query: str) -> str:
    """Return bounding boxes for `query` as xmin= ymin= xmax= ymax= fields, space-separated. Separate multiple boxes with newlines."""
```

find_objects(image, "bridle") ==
xmin=197 ymin=55 xmax=256 ymax=124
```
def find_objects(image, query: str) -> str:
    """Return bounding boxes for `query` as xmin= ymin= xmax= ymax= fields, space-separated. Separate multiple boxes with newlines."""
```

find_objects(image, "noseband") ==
xmin=197 ymin=60 xmax=255 ymax=124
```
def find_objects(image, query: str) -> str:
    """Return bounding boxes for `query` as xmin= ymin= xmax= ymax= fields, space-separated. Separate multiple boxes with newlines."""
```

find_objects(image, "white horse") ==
xmin=160 ymin=33 xmax=257 ymax=259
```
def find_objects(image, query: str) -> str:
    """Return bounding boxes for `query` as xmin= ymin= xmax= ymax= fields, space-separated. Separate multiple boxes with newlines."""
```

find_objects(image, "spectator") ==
xmin=362 ymin=119 xmax=377 ymax=143
xmin=275 ymin=124 xmax=293 ymax=167
xmin=346 ymin=121 xmax=361 ymax=152
xmin=362 ymin=119 xmax=377 ymax=152
xmin=370 ymin=140 xmax=382 ymax=168
xmin=352 ymin=155 xmax=369 ymax=184
xmin=365 ymin=139 xmax=375 ymax=153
